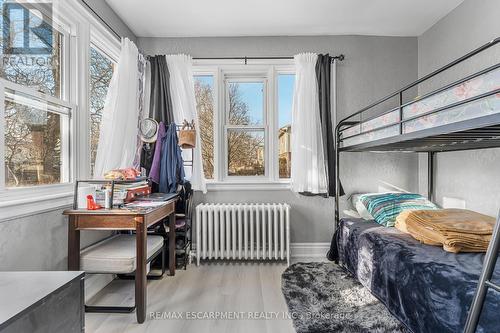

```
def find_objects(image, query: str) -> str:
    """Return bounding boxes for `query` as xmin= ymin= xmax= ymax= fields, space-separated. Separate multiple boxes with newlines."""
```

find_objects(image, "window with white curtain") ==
xmin=89 ymin=45 xmax=116 ymax=175
xmin=194 ymin=63 xmax=295 ymax=188
xmin=0 ymin=0 xmax=121 ymax=219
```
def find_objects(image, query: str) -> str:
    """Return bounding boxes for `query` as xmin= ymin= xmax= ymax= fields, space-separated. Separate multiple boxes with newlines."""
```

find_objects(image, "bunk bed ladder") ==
xmin=463 ymin=211 xmax=500 ymax=333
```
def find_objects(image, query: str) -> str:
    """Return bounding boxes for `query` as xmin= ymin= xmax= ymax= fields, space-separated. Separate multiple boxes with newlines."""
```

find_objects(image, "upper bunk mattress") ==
xmin=338 ymin=218 xmax=500 ymax=333
xmin=341 ymin=66 xmax=500 ymax=148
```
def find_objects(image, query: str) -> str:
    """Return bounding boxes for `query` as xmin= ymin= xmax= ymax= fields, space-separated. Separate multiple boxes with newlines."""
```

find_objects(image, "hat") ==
xmin=139 ymin=118 xmax=159 ymax=143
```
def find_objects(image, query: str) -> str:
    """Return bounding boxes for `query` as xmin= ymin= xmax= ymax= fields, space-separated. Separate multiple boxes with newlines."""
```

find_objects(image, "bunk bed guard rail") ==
xmin=334 ymin=37 xmax=500 ymax=226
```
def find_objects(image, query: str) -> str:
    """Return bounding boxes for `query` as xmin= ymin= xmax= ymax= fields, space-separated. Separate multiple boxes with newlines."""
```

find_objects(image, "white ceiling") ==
xmin=106 ymin=0 xmax=464 ymax=38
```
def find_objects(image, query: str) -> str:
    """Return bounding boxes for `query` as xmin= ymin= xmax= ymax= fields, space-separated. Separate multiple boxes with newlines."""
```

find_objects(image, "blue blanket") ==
xmin=338 ymin=218 xmax=500 ymax=333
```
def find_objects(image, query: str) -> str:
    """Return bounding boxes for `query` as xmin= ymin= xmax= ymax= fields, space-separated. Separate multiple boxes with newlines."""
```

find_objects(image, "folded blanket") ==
xmin=395 ymin=209 xmax=495 ymax=253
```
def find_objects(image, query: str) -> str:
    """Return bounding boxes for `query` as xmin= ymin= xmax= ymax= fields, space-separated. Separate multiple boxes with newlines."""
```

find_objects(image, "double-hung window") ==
xmin=225 ymin=77 xmax=267 ymax=178
xmin=0 ymin=1 xmax=73 ymax=191
xmin=194 ymin=62 xmax=295 ymax=189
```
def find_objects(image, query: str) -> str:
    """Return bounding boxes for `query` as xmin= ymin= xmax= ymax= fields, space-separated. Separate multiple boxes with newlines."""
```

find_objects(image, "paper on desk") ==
xmin=125 ymin=201 xmax=166 ymax=208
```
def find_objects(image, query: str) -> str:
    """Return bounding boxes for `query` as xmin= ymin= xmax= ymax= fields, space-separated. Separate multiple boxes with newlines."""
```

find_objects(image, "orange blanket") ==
xmin=395 ymin=209 xmax=495 ymax=253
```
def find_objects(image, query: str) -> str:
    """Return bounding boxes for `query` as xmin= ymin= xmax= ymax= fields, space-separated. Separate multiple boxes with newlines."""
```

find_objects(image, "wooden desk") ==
xmin=63 ymin=199 xmax=177 ymax=324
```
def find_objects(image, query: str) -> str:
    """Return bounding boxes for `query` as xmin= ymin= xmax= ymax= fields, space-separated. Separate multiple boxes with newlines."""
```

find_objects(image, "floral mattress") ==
xmin=341 ymin=66 xmax=500 ymax=147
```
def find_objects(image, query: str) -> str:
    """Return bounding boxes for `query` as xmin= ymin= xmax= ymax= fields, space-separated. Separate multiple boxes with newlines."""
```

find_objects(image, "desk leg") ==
xmin=136 ymin=218 xmax=147 ymax=324
xmin=68 ymin=216 xmax=80 ymax=270
xmin=169 ymin=214 xmax=176 ymax=276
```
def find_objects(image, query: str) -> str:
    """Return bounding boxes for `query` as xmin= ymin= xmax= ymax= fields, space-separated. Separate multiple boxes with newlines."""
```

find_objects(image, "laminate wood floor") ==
xmin=85 ymin=262 xmax=296 ymax=333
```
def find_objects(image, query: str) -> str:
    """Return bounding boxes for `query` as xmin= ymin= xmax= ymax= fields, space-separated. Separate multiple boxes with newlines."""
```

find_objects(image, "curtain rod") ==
xmin=193 ymin=54 xmax=345 ymax=64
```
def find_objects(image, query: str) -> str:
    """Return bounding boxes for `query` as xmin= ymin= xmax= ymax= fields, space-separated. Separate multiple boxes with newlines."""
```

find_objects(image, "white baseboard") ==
xmin=84 ymin=274 xmax=115 ymax=302
xmin=290 ymin=242 xmax=330 ymax=259
xmin=192 ymin=242 xmax=330 ymax=260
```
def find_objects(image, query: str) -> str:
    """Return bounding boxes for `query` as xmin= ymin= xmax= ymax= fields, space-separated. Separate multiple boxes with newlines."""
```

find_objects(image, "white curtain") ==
xmin=165 ymin=54 xmax=207 ymax=193
xmin=290 ymin=53 xmax=328 ymax=194
xmin=142 ymin=59 xmax=151 ymax=120
xmin=94 ymin=38 xmax=141 ymax=177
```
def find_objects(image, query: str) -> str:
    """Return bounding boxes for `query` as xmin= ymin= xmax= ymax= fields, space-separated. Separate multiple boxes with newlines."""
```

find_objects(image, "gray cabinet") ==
xmin=0 ymin=272 xmax=84 ymax=333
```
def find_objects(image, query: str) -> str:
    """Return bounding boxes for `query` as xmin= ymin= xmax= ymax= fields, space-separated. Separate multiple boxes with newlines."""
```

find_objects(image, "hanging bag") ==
xmin=178 ymin=119 xmax=196 ymax=149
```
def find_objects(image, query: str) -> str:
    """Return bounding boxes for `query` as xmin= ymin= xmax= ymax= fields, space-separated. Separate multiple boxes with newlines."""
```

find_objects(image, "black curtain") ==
xmin=316 ymin=54 xmax=344 ymax=262
xmin=141 ymin=55 xmax=175 ymax=177
xmin=316 ymin=54 xmax=344 ymax=197
xmin=149 ymin=55 xmax=174 ymax=124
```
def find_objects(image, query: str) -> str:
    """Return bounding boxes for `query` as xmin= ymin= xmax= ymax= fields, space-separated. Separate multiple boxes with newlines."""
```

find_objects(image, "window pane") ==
xmin=194 ymin=75 xmax=214 ymax=179
xmin=228 ymin=81 xmax=264 ymax=125
xmin=89 ymin=46 xmax=114 ymax=176
xmin=278 ymin=74 xmax=294 ymax=178
xmin=228 ymin=130 xmax=265 ymax=176
xmin=4 ymin=89 xmax=70 ymax=187
xmin=0 ymin=2 xmax=63 ymax=98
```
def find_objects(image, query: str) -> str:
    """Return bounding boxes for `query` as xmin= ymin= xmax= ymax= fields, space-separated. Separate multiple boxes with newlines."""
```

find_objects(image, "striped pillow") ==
xmin=359 ymin=193 xmax=438 ymax=227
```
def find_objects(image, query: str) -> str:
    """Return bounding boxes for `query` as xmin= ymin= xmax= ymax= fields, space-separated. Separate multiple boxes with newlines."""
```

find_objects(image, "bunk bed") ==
xmin=332 ymin=37 xmax=500 ymax=333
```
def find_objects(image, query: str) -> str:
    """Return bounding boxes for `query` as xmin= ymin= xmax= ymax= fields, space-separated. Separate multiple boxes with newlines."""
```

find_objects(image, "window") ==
xmin=0 ymin=0 xmax=72 ymax=189
xmin=89 ymin=46 xmax=115 ymax=175
xmin=194 ymin=75 xmax=215 ymax=179
xmin=194 ymin=63 xmax=295 ymax=187
xmin=3 ymin=84 xmax=71 ymax=187
xmin=277 ymin=74 xmax=294 ymax=178
xmin=225 ymin=79 xmax=266 ymax=177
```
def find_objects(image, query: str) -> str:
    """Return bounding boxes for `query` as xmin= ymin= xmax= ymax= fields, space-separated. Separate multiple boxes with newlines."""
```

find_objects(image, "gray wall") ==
xmin=140 ymin=35 xmax=420 ymax=242
xmin=417 ymin=0 xmax=500 ymax=217
xmin=0 ymin=209 xmax=109 ymax=270
xmin=79 ymin=0 xmax=137 ymax=42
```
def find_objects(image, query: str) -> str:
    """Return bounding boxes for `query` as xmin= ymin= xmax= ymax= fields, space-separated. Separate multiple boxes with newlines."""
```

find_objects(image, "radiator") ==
xmin=195 ymin=203 xmax=290 ymax=265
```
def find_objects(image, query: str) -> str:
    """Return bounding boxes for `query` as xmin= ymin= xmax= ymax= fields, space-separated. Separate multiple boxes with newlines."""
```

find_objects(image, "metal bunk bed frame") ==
xmin=334 ymin=36 xmax=500 ymax=222
xmin=333 ymin=37 xmax=500 ymax=333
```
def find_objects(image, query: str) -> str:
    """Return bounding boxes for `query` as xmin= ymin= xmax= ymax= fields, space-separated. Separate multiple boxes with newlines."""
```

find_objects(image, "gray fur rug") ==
xmin=281 ymin=262 xmax=410 ymax=333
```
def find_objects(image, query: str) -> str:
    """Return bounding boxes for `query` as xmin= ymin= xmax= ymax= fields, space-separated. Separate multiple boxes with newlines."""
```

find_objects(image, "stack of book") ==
xmin=114 ymin=180 xmax=151 ymax=203
xmin=95 ymin=180 xmax=151 ymax=206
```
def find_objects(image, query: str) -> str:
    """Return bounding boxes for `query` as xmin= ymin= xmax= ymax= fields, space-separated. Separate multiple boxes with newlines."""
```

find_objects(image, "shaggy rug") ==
xmin=281 ymin=262 xmax=410 ymax=333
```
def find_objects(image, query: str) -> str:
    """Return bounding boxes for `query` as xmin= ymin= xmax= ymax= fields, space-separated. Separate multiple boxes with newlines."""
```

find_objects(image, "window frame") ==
xmin=193 ymin=61 xmax=295 ymax=190
xmin=0 ymin=0 xmax=121 ymax=220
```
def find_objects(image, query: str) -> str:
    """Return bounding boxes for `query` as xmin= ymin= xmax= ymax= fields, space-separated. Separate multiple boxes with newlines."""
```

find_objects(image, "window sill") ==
xmin=205 ymin=181 xmax=291 ymax=191
xmin=0 ymin=180 xmax=292 ymax=220
xmin=0 ymin=185 xmax=74 ymax=222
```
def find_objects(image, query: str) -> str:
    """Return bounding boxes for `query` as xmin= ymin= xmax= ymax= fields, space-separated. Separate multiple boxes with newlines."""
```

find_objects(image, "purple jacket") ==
xmin=149 ymin=121 xmax=166 ymax=183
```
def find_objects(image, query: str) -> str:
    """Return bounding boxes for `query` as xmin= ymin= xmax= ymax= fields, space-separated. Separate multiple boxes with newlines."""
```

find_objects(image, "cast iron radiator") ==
xmin=195 ymin=203 xmax=290 ymax=265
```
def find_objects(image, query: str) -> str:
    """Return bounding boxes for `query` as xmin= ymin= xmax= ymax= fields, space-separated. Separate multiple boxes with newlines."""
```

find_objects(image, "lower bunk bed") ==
xmin=337 ymin=218 xmax=500 ymax=333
